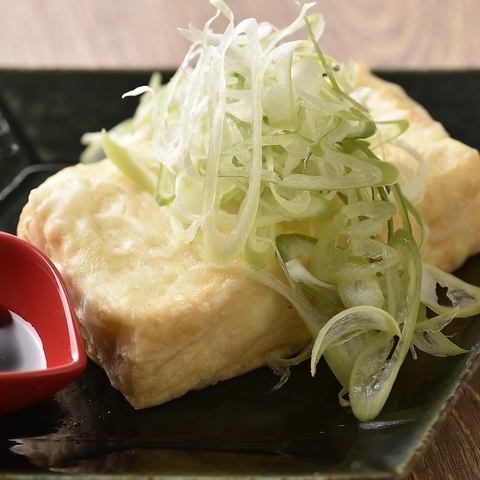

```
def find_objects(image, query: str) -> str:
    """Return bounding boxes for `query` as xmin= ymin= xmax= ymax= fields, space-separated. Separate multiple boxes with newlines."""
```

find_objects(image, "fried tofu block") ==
xmin=17 ymin=68 xmax=480 ymax=408
xmin=18 ymin=161 xmax=310 ymax=408
xmin=354 ymin=66 xmax=480 ymax=272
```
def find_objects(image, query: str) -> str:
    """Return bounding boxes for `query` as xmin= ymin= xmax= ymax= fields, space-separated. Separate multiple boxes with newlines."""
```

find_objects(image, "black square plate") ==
xmin=0 ymin=70 xmax=479 ymax=479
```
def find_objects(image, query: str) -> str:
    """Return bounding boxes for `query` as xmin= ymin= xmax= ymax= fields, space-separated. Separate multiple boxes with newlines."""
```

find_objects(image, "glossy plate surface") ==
xmin=0 ymin=70 xmax=479 ymax=479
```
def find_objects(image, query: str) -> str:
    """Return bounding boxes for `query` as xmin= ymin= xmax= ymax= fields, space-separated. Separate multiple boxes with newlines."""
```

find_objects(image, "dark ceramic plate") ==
xmin=0 ymin=70 xmax=479 ymax=480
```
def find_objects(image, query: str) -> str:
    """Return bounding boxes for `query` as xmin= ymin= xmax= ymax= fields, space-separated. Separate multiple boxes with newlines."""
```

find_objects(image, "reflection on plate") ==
xmin=0 ymin=70 xmax=479 ymax=479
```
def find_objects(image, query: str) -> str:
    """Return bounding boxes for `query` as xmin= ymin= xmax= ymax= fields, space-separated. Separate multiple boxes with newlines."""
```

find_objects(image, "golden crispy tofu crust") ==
xmin=18 ymin=161 xmax=309 ymax=408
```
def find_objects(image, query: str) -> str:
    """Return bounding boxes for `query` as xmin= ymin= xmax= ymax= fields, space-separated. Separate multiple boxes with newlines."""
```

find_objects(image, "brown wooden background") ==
xmin=0 ymin=0 xmax=479 ymax=69
xmin=1 ymin=1 xmax=479 ymax=478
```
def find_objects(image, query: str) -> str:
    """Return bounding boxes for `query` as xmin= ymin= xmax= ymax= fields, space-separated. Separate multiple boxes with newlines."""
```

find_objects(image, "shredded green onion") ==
xmin=311 ymin=306 xmax=401 ymax=377
xmin=414 ymin=331 xmax=469 ymax=357
xmin=422 ymin=264 xmax=480 ymax=318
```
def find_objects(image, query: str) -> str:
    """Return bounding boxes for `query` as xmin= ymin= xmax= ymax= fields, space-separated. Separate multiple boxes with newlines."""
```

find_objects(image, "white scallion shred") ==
xmin=422 ymin=264 xmax=480 ymax=318
xmin=310 ymin=306 xmax=401 ymax=377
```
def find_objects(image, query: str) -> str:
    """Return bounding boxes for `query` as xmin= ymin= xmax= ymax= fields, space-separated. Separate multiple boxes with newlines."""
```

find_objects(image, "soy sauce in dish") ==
xmin=0 ymin=306 xmax=47 ymax=372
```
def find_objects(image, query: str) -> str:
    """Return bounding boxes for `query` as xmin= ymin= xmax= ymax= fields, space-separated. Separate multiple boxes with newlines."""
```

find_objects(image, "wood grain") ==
xmin=0 ymin=1 xmax=479 ymax=479
xmin=412 ymin=369 xmax=480 ymax=480
xmin=0 ymin=0 xmax=478 ymax=69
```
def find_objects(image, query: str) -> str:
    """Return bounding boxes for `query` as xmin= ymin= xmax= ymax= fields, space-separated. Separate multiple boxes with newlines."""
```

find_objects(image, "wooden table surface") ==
xmin=1 ymin=1 xmax=479 ymax=478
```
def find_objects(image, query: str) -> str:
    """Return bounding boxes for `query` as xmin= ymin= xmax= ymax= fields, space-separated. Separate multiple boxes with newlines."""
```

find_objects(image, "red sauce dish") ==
xmin=0 ymin=231 xmax=87 ymax=415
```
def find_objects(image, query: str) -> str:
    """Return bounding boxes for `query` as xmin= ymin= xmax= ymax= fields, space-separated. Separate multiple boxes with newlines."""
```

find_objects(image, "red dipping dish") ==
xmin=0 ymin=231 xmax=87 ymax=415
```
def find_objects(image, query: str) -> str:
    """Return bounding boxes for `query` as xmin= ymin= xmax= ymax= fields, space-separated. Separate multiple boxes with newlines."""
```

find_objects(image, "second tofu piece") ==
xmin=355 ymin=66 xmax=480 ymax=272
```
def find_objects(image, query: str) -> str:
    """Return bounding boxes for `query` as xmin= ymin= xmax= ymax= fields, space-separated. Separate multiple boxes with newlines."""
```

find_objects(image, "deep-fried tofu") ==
xmin=17 ymin=68 xmax=480 ymax=408
xmin=18 ymin=160 xmax=310 ymax=408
